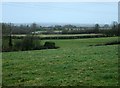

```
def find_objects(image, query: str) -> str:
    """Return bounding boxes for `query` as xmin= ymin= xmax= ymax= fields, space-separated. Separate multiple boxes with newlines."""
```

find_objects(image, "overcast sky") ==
xmin=2 ymin=2 xmax=118 ymax=24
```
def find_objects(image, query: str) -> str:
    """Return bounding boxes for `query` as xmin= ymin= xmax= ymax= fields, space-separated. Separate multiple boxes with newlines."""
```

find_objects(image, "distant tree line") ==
xmin=1 ymin=22 xmax=119 ymax=36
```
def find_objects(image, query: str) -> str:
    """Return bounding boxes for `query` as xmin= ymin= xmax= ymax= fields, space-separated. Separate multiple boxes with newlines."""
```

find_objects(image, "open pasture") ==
xmin=2 ymin=37 xmax=119 ymax=86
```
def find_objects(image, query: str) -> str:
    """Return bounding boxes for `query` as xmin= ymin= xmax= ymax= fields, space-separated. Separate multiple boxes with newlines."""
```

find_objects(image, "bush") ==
xmin=44 ymin=42 xmax=55 ymax=49
xmin=14 ymin=40 xmax=23 ymax=51
xmin=14 ymin=35 xmax=41 ymax=51
xmin=2 ymin=36 xmax=12 ymax=52
xmin=2 ymin=35 xmax=59 ymax=52
xmin=22 ymin=36 xmax=34 ymax=50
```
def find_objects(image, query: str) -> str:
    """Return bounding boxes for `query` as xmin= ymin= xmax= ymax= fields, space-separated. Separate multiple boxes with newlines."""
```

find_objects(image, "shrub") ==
xmin=44 ymin=42 xmax=55 ymax=49
xmin=2 ymin=36 xmax=12 ymax=52
xmin=14 ymin=40 xmax=23 ymax=51
xmin=2 ymin=35 xmax=59 ymax=52
xmin=14 ymin=35 xmax=41 ymax=51
xmin=22 ymin=35 xmax=34 ymax=50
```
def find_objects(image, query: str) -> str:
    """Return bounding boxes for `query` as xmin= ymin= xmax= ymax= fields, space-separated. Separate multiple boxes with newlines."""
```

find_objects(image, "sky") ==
xmin=118 ymin=1 xmax=120 ymax=23
xmin=1 ymin=0 xmax=119 ymax=2
xmin=1 ymin=2 xmax=118 ymax=24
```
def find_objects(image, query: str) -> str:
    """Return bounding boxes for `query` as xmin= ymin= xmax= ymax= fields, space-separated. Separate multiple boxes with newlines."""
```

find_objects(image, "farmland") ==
xmin=2 ymin=36 xmax=119 ymax=86
xmin=12 ymin=34 xmax=103 ymax=37
xmin=11 ymin=33 xmax=106 ymax=40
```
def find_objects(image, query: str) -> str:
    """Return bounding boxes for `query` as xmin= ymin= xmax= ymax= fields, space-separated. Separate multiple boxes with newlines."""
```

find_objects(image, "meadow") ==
xmin=11 ymin=33 xmax=105 ymax=40
xmin=12 ymin=34 xmax=103 ymax=37
xmin=2 ymin=37 xmax=119 ymax=86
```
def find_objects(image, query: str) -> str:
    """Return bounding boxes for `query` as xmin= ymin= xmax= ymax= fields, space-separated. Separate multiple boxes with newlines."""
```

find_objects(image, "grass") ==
xmin=39 ymin=34 xmax=103 ymax=37
xmin=12 ymin=34 xmax=102 ymax=37
xmin=2 ymin=37 xmax=119 ymax=86
xmin=12 ymin=33 xmax=104 ymax=39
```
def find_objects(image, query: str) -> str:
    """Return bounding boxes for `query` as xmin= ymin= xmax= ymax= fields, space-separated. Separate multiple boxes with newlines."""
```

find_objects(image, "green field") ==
xmin=12 ymin=34 xmax=104 ymax=39
xmin=2 ymin=37 xmax=119 ymax=86
xmin=12 ymin=34 xmax=103 ymax=37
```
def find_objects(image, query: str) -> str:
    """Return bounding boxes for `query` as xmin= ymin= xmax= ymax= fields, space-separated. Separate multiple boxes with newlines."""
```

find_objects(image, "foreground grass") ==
xmin=2 ymin=37 xmax=118 ymax=86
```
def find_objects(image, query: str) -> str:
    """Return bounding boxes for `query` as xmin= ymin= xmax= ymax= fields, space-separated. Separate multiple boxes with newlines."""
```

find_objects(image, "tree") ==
xmin=112 ymin=21 xmax=118 ymax=29
xmin=2 ymin=23 xmax=13 ymax=51
xmin=118 ymin=23 xmax=120 ymax=36
xmin=111 ymin=21 xmax=118 ymax=36
xmin=30 ymin=23 xmax=37 ymax=34
xmin=103 ymin=24 xmax=110 ymax=30
xmin=8 ymin=23 xmax=13 ymax=48
xmin=94 ymin=24 xmax=100 ymax=33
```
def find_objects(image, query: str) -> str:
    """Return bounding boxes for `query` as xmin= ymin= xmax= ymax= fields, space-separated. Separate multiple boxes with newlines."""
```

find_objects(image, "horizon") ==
xmin=1 ymin=22 xmax=115 ymax=27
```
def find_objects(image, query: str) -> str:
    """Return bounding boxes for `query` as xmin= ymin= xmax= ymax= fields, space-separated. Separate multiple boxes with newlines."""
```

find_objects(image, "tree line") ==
xmin=1 ymin=21 xmax=119 ymax=52
xmin=1 ymin=22 xmax=119 ymax=36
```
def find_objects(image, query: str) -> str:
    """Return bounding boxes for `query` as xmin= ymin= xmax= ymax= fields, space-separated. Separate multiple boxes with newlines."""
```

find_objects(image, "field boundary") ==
xmin=11 ymin=34 xmax=110 ymax=40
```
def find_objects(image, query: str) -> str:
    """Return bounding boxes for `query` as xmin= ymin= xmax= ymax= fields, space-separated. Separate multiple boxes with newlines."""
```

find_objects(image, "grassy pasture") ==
xmin=11 ymin=34 xmax=105 ymax=40
xmin=12 ymin=34 xmax=103 ymax=37
xmin=2 ymin=37 xmax=119 ymax=86
xmin=39 ymin=34 xmax=103 ymax=37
